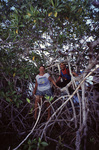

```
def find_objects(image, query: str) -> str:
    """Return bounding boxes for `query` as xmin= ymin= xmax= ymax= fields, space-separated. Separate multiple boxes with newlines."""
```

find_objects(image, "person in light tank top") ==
xmin=33 ymin=66 xmax=59 ymax=121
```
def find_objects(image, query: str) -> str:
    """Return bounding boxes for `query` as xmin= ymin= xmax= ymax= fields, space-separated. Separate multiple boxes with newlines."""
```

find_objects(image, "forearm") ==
xmin=49 ymin=76 xmax=59 ymax=88
xmin=56 ymin=76 xmax=61 ymax=83
xmin=72 ymin=71 xmax=78 ymax=77
xmin=33 ymin=87 xmax=37 ymax=95
xmin=33 ymin=81 xmax=38 ymax=95
xmin=52 ymin=80 xmax=58 ymax=87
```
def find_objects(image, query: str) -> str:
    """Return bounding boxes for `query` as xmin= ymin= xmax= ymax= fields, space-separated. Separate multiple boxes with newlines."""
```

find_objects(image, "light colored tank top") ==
xmin=36 ymin=73 xmax=51 ymax=91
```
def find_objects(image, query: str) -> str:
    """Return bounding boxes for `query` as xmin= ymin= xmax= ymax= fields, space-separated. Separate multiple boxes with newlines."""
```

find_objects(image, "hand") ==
xmin=33 ymin=93 xmax=36 ymax=96
xmin=63 ymin=77 xmax=67 ymax=80
xmin=56 ymin=85 xmax=60 ymax=89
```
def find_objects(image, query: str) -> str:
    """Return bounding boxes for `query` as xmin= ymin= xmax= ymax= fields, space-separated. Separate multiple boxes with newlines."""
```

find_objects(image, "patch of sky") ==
xmin=86 ymin=76 xmax=93 ymax=85
xmin=1 ymin=0 xmax=8 ymax=2
xmin=91 ymin=4 xmax=99 ymax=12
xmin=10 ymin=6 xmax=15 ymax=10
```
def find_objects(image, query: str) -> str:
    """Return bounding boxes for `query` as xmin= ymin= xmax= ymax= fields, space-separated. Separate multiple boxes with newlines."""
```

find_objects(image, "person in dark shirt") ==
xmin=56 ymin=62 xmax=78 ymax=88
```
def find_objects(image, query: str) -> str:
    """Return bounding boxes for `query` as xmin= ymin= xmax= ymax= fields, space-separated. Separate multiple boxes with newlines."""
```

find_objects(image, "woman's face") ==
xmin=39 ymin=66 xmax=45 ymax=73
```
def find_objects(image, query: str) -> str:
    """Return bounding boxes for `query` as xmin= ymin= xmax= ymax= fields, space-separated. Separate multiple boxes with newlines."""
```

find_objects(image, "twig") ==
xmin=13 ymin=102 xmax=42 ymax=150
xmin=46 ymin=136 xmax=74 ymax=150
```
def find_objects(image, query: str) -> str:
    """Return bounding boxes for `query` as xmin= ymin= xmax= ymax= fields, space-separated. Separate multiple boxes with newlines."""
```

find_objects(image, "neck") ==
xmin=62 ymin=68 xmax=65 ymax=71
xmin=39 ymin=72 xmax=45 ymax=75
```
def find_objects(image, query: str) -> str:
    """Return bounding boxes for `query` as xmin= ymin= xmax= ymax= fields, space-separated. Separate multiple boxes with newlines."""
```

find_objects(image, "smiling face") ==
xmin=39 ymin=66 xmax=45 ymax=74
xmin=60 ymin=63 xmax=65 ymax=70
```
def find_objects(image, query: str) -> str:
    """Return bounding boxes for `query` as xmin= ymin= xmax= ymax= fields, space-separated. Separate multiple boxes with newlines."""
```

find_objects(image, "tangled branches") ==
xmin=0 ymin=45 xmax=99 ymax=150
xmin=7 ymin=64 xmax=98 ymax=150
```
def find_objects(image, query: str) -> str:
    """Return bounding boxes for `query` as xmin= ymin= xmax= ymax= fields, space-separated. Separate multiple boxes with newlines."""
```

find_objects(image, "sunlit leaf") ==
xmin=49 ymin=96 xmax=53 ymax=102
xmin=26 ymin=98 xmax=30 ymax=103
xmin=16 ymin=29 xmax=18 ymax=34
xmin=54 ymin=12 xmax=57 ymax=17
xmin=33 ymin=20 xmax=36 ymax=23
xmin=48 ymin=12 xmax=52 ymax=17
xmin=45 ymin=95 xmax=50 ymax=100
xmin=13 ymin=73 xmax=16 ymax=77
xmin=32 ymin=56 xmax=35 ymax=61
xmin=27 ymin=13 xmax=31 ymax=17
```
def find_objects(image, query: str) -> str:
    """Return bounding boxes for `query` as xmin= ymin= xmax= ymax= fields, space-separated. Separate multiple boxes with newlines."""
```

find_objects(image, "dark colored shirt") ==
xmin=60 ymin=68 xmax=71 ymax=80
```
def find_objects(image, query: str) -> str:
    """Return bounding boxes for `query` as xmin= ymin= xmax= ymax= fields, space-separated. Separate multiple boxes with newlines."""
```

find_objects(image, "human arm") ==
xmin=72 ymin=71 xmax=78 ymax=77
xmin=56 ymin=71 xmax=62 ymax=83
xmin=33 ymin=80 xmax=38 ymax=95
xmin=48 ymin=76 xmax=59 ymax=88
xmin=56 ymin=76 xmax=61 ymax=83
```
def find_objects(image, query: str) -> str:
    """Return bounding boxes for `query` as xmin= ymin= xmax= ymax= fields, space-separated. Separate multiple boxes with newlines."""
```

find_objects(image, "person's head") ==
xmin=39 ymin=65 xmax=45 ymax=73
xmin=60 ymin=62 xmax=66 ymax=70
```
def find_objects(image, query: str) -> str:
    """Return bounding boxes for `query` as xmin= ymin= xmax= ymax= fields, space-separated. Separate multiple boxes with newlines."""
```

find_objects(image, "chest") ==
xmin=37 ymin=76 xmax=48 ymax=84
xmin=61 ymin=68 xmax=68 ymax=75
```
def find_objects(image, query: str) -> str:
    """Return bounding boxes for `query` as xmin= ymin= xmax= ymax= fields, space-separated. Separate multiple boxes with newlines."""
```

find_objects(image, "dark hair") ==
xmin=40 ymin=65 xmax=45 ymax=69
xmin=60 ymin=62 xmax=65 ymax=65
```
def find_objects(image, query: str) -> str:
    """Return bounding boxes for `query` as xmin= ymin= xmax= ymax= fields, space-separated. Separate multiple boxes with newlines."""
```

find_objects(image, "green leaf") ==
xmin=51 ymin=0 xmax=55 ymax=7
xmin=6 ymin=98 xmax=11 ymax=103
xmin=49 ymin=96 xmax=53 ymax=102
xmin=45 ymin=95 xmax=50 ymax=100
xmin=28 ymin=146 xmax=32 ymax=150
xmin=41 ymin=141 xmax=48 ymax=147
xmin=21 ymin=4 xmax=26 ymax=9
xmin=26 ymin=98 xmax=30 ymax=103
xmin=32 ymin=138 xmax=37 ymax=144
xmin=16 ymin=103 xmax=19 ymax=108
xmin=12 ymin=91 xmax=16 ymax=94
xmin=25 ymin=74 xmax=28 ymax=79
xmin=71 ymin=6 xmax=77 ymax=12
xmin=28 ymin=139 xmax=31 ymax=145
xmin=19 ymin=100 xmax=23 ymax=104
xmin=1 ymin=91 xmax=5 ymax=97
xmin=19 ymin=24 xmax=25 ymax=27
xmin=38 ymin=137 xmax=41 ymax=143
xmin=30 ymin=5 xmax=34 ymax=12
xmin=29 ymin=107 xmax=34 ymax=114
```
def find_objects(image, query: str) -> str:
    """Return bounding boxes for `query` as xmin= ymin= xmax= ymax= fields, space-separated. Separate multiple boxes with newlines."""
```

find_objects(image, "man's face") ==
xmin=39 ymin=66 xmax=45 ymax=73
xmin=60 ymin=64 xmax=65 ymax=70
